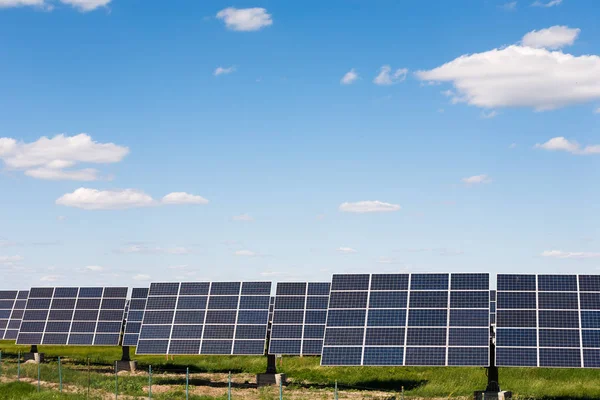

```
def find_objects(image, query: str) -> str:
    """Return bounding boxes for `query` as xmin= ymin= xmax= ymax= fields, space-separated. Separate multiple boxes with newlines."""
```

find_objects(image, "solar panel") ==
xmin=496 ymin=274 xmax=600 ymax=368
xmin=122 ymin=288 xmax=149 ymax=347
xmin=0 ymin=290 xmax=28 ymax=340
xmin=321 ymin=273 xmax=489 ymax=366
xmin=490 ymin=290 xmax=496 ymax=325
xmin=16 ymin=287 xmax=127 ymax=346
xmin=136 ymin=281 xmax=272 ymax=355
xmin=269 ymin=282 xmax=330 ymax=355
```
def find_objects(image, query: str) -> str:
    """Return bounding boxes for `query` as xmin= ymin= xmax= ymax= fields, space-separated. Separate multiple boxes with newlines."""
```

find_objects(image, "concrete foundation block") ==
xmin=256 ymin=373 xmax=286 ymax=387
xmin=474 ymin=391 xmax=513 ymax=400
xmin=115 ymin=360 xmax=138 ymax=372
xmin=23 ymin=353 xmax=44 ymax=363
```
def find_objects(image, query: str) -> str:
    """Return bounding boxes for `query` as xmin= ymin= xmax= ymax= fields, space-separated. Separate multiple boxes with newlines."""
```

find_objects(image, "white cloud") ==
xmin=532 ymin=0 xmax=562 ymax=7
xmin=133 ymin=274 xmax=151 ymax=281
xmin=337 ymin=247 xmax=358 ymax=254
xmin=168 ymin=264 xmax=189 ymax=270
xmin=339 ymin=200 xmax=401 ymax=213
xmin=522 ymin=26 xmax=580 ymax=49
xmin=415 ymin=43 xmax=600 ymax=111
xmin=118 ymin=245 xmax=191 ymax=255
xmin=232 ymin=213 xmax=254 ymax=222
xmin=235 ymin=250 xmax=257 ymax=257
xmin=0 ymin=134 xmax=128 ymax=181
xmin=341 ymin=69 xmax=359 ymax=85
xmin=85 ymin=265 xmax=104 ymax=272
xmin=216 ymin=7 xmax=272 ymax=31
xmin=376 ymin=256 xmax=398 ymax=264
xmin=0 ymin=0 xmax=44 ymax=7
xmin=373 ymin=65 xmax=408 ymax=85
xmin=56 ymin=188 xmax=155 ymax=210
xmin=57 ymin=215 xmax=66 ymax=221
xmin=595 ymin=107 xmax=600 ymax=114
xmin=541 ymin=250 xmax=600 ymax=259
xmin=40 ymin=275 xmax=60 ymax=282
xmin=25 ymin=167 xmax=100 ymax=181
xmin=481 ymin=110 xmax=499 ymax=119
xmin=58 ymin=0 xmax=110 ymax=11
xmin=56 ymin=188 xmax=208 ymax=209
xmin=214 ymin=66 xmax=236 ymax=76
xmin=462 ymin=174 xmax=492 ymax=184
xmin=535 ymin=137 xmax=600 ymax=155
xmin=161 ymin=192 xmax=209 ymax=205
xmin=502 ymin=1 xmax=517 ymax=10
xmin=0 ymin=255 xmax=23 ymax=265
xmin=509 ymin=143 xmax=518 ymax=149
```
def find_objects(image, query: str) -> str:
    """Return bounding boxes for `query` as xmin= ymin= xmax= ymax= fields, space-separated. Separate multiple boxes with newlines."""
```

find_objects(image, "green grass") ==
xmin=3 ymin=341 xmax=600 ymax=399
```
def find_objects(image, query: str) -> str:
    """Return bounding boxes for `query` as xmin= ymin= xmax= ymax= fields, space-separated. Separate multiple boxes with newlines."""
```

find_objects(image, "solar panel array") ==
xmin=123 ymin=288 xmax=149 ymax=346
xmin=0 ymin=290 xmax=28 ymax=340
xmin=16 ymin=287 xmax=128 ymax=346
xmin=321 ymin=273 xmax=490 ymax=366
xmin=496 ymin=274 xmax=600 ymax=368
xmin=269 ymin=282 xmax=330 ymax=355
xmin=490 ymin=290 xmax=496 ymax=325
xmin=136 ymin=282 xmax=272 ymax=355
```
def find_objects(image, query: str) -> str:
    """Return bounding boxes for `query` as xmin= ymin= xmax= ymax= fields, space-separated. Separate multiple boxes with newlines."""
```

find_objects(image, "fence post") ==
xmin=148 ymin=364 xmax=152 ymax=399
xmin=17 ymin=351 xmax=20 ymax=381
xmin=58 ymin=356 xmax=63 ymax=392
xmin=115 ymin=361 xmax=118 ymax=400
xmin=37 ymin=361 xmax=41 ymax=392
xmin=87 ymin=358 xmax=91 ymax=399
xmin=334 ymin=381 xmax=338 ymax=400
xmin=401 ymin=385 xmax=405 ymax=400
xmin=0 ymin=350 xmax=2 ymax=378
xmin=228 ymin=371 xmax=231 ymax=400
xmin=279 ymin=375 xmax=283 ymax=400
xmin=186 ymin=367 xmax=189 ymax=400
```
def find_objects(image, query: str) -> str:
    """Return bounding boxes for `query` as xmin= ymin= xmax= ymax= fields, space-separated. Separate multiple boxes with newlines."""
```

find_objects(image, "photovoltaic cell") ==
xmin=16 ymin=287 xmax=127 ymax=346
xmin=136 ymin=282 xmax=271 ymax=355
xmin=269 ymin=282 xmax=330 ymax=355
xmin=496 ymin=274 xmax=600 ymax=368
xmin=0 ymin=290 xmax=28 ymax=340
xmin=321 ymin=273 xmax=489 ymax=366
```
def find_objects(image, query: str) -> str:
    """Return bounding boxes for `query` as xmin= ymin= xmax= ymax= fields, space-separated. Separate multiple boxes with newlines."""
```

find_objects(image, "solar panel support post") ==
xmin=115 ymin=346 xmax=137 ymax=372
xmin=58 ymin=357 xmax=62 ymax=392
xmin=17 ymin=351 xmax=20 ymax=381
xmin=485 ymin=329 xmax=500 ymax=393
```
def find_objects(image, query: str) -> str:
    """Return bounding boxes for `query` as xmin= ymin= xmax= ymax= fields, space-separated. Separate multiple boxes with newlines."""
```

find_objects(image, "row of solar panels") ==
xmin=3 ymin=274 xmax=600 ymax=368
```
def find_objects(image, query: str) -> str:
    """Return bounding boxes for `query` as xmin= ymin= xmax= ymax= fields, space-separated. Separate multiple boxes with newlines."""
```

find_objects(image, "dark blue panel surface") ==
xmin=450 ymin=291 xmax=489 ymax=308
xmin=270 ymin=340 xmax=302 ymax=354
xmin=370 ymin=274 xmax=409 ymax=291
xmin=363 ymin=347 xmax=404 ymax=365
xmin=496 ymin=328 xmax=537 ymax=347
xmin=137 ymin=340 xmax=169 ymax=354
xmin=496 ymin=347 xmax=537 ymax=366
xmin=201 ymin=340 xmax=233 ymax=354
xmin=409 ymin=292 xmax=447 ymax=308
xmin=327 ymin=310 xmax=366 ymax=327
xmin=328 ymin=292 xmax=368 ymax=309
xmin=179 ymin=282 xmax=209 ymax=296
xmin=447 ymin=347 xmax=488 ymax=366
xmin=404 ymin=347 xmax=446 ymax=366
xmin=307 ymin=282 xmax=331 ymax=296
xmin=321 ymin=347 xmax=362 ymax=366
xmin=448 ymin=328 xmax=489 ymax=346
xmin=275 ymin=297 xmax=306 ymax=310
xmin=450 ymin=309 xmax=489 ymax=327
xmin=539 ymin=329 xmax=581 ymax=348
xmin=539 ymin=348 xmax=581 ymax=367
xmin=538 ymin=311 xmax=579 ymax=328
xmin=582 ymin=330 xmax=600 ymax=348
xmin=537 ymin=275 xmax=577 ymax=292
xmin=497 ymin=292 xmax=536 ymax=309
xmin=324 ymin=328 xmax=364 ymax=346
xmin=497 ymin=275 xmax=536 ymax=291
xmin=210 ymin=282 xmax=241 ymax=296
xmin=583 ymin=349 xmax=600 ymax=368
xmin=171 ymin=325 xmax=203 ymax=339
xmin=406 ymin=328 xmax=446 ymax=346
xmin=302 ymin=340 xmax=323 ymax=355
xmin=240 ymin=282 xmax=271 ymax=295
xmin=235 ymin=325 xmax=266 ymax=339
xmin=331 ymin=275 xmax=370 ymax=291
xmin=538 ymin=292 xmax=579 ymax=309
xmin=579 ymin=276 xmax=600 ymax=292
xmin=408 ymin=309 xmax=447 ymax=327
xmin=233 ymin=340 xmax=265 ymax=355
xmin=273 ymin=310 xmax=304 ymax=324
xmin=410 ymin=274 xmax=449 ymax=291
xmin=168 ymin=340 xmax=201 ymax=354
xmin=271 ymin=325 xmax=303 ymax=339
xmin=365 ymin=328 xmax=404 ymax=345
xmin=496 ymin=310 xmax=536 ymax=328
xmin=369 ymin=292 xmax=407 ymax=309
xmin=276 ymin=283 xmax=306 ymax=296
xmin=450 ymin=273 xmax=489 ymax=290
xmin=582 ymin=311 xmax=600 ymax=329
xmin=306 ymin=296 xmax=329 ymax=310
xmin=367 ymin=309 xmax=406 ymax=327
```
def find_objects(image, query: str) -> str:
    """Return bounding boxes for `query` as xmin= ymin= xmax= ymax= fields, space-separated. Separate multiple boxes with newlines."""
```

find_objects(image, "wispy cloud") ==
xmin=373 ymin=65 xmax=408 ymax=85
xmin=535 ymin=137 xmax=600 ymax=155
xmin=214 ymin=66 xmax=236 ymax=76
xmin=522 ymin=25 xmax=580 ymax=49
xmin=339 ymin=201 xmax=401 ymax=213
xmin=117 ymin=244 xmax=191 ymax=255
xmin=481 ymin=110 xmax=498 ymax=119
xmin=541 ymin=250 xmax=600 ymax=259
xmin=133 ymin=274 xmax=151 ymax=281
xmin=337 ymin=247 xmax=358 ymax=254
xmin=532 ymin=0 xmax=562 ymax=7
xmin=232 ymin=214 xmax=254 ymax=222
xmin=461 ymin=174 xmax=492 ymax=185
xmin=341 ymin=69 xmax=359 ymax=85
xmin=85 ymin=265 xmax=104 ymax=272
xmin=502 ymin=1 xmax=517 ymax=10
xmin=234 ymin=250 xmax=259 ymax=257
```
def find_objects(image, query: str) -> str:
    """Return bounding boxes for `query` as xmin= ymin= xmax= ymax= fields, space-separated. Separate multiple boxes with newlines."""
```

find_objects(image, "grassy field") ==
xmin=2 ymin=341 xmax=600 ymax=399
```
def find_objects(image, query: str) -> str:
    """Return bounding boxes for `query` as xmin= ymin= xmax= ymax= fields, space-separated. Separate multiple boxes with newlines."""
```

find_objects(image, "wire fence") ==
xmin=0 ymin=350 xmax=405 ymax=399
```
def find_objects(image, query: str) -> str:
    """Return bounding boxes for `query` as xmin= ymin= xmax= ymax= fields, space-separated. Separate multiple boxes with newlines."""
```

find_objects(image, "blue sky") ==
xmin=0 ymin=0 xmax=599 ymax=289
